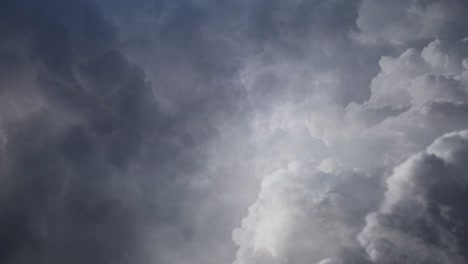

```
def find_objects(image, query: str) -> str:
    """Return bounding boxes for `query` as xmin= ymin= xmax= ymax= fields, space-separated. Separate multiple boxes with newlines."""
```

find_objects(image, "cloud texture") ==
xmin=1 ymin=0 xmax=468 ymax=263
xmin=359 ymin=130 xmax=468 ymax=264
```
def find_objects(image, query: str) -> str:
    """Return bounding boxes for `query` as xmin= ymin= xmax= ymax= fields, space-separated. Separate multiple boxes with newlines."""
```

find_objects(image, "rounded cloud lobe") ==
xmin=233 ymin=161 xmax=378 ymax=264
xmin=359 ymin=130 xmax=468 ymax=264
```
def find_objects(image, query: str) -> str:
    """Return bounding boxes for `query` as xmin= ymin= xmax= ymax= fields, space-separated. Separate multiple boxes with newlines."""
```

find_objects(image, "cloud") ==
xmin=2 ymin=0 xmax=468 ymax=264
xmin=356 ymin=0 xmax=468 ymax=45
xmin=233 ymin=161 xmax=378 ymax=264
xmin=0 ymin=1 xmax=184 ymax=263
xmin=233 ymin=1 xmax=468 ymax=263
xmin=358 ymin=130 xmax=468 ymax=263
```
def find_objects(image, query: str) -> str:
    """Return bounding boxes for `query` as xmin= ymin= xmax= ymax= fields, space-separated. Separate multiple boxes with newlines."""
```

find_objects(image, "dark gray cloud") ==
xmin=0 ymin=1 xmax=259 ymax=264
xmin=0 ymin=1 xmax=180 ymax=263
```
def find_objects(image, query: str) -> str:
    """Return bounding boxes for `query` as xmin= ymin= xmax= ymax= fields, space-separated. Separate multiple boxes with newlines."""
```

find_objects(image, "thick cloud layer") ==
xmin=0 ymin=0 xmax=191 ymax=263
xmin=1 ymin=0 xmax=468 ymax=264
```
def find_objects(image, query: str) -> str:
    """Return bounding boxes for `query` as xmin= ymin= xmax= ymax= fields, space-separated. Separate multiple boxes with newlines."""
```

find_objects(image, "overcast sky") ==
xmin=1 ymin=0 xmax=468 ymax=263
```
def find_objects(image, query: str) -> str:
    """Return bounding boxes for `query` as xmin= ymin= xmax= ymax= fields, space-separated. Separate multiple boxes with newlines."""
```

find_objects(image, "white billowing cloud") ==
xmin=233 ymin=160 xmax=379 ymax=264
xmin=233 ymin=2 xmax=468 ymax=263
xmin=333 ymin=39 xmax=468 ymax=169
xmin=246 ymin=37 xmax=468 ymax=155
xmin=358 ymin=130 xmax=468 ymax=263
xmin=302 ymin=38 xmax=468 ymax=170
xmin=366 ymin=39 xmax=468 ymax=107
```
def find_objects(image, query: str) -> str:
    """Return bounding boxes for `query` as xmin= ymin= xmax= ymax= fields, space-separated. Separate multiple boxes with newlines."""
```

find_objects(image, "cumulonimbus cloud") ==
xmin=2 ymin=0 xmax=468 ymax=264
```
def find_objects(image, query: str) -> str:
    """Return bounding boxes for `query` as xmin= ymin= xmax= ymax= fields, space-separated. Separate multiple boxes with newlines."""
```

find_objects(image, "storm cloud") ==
xmin=1 ymin=0 xmax=468 ymax=264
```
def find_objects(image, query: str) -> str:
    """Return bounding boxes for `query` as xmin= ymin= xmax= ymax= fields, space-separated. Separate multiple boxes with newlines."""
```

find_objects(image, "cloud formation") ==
xmin=1 ymin=0 xmax=468 ymax=264
xmin=233 ymin=161 xmax=378 ymax=264
xmin=359 ymin=130 xmax=468 ymax=263
xmin=232 ymin=1 xmax=468 ymax=263
xmin=0 ymin=1 xmax=184 ymax=263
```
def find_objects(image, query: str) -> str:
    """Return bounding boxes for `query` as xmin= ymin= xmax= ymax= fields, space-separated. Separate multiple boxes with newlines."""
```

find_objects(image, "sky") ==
xmin=1 ymin=0 xmax=468 ymax=263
